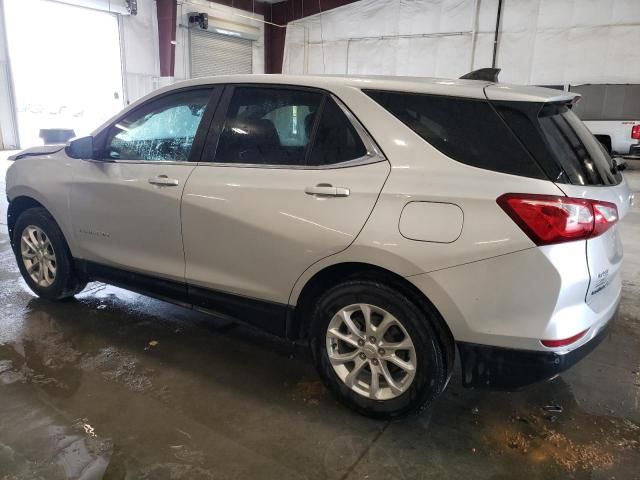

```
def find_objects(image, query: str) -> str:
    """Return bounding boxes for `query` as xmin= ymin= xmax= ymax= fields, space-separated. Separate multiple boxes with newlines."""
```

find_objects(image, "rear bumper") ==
xmin=457 ymin=309 xmax=615 ymax=390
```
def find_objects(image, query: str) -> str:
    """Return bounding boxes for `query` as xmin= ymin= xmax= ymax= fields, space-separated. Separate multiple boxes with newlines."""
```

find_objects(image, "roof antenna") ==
xmin=459 ymin=68 xmax=501 ymax=82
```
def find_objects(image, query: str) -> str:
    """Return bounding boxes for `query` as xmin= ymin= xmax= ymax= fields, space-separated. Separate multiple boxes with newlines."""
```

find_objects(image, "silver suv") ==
xmin=6 ymin=74 xmax=633 ymax=418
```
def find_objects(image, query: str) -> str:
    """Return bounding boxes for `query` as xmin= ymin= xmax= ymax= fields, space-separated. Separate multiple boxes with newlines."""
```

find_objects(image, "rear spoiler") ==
xmin=460 ymin=69 xmax=580 ymax=105
xmin=460 ymin=68 xmax=501 ymax=82
xmin=484 ymin=84 xmax=580 ymax=104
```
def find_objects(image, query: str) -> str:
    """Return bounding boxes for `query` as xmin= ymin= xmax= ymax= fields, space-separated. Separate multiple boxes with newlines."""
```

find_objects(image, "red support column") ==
xmin=264 ymin=0 xmax=362 ymax=74
xmin=156 ymin=0 xmax=177 ymax=78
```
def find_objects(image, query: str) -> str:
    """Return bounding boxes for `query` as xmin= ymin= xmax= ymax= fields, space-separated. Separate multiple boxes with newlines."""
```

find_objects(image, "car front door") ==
xmin=70 ymin=87 xmax=218 ymax=285
xmin=181 ymin=85 xmax=390 ymax=330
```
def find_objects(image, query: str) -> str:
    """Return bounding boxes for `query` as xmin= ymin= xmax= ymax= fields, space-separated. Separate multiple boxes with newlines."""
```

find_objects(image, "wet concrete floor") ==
xmin=0 ymin=152 xmax=639 ymax=479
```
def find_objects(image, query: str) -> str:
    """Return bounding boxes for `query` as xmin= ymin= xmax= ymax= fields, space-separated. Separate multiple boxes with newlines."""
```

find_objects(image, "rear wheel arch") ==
xmin=291 ymin=262 xmax=455 ymax=377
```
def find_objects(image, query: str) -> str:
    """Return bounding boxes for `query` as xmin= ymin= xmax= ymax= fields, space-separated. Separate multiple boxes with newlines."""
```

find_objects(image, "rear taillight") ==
xmin=592 ymin=201 xmax=618 ymax=236
xmin=497 ymin=194 xmax=618 ymax=246
xmin=632 ymin=125 xmax=640 ymax=140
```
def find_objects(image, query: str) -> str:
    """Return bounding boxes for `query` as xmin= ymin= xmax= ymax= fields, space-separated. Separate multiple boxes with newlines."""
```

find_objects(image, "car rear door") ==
xmin=69 ymin=87 xmax=219 ymax=285
xmin=181 ymin=85 xmax=389 ymax=325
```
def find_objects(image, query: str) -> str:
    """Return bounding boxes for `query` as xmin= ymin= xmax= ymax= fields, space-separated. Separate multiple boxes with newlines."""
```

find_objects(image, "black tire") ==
xmin=310 ymin=279 xmax=448 ymax=419
xmin=12 ymin=207 xmax=86 ymax=300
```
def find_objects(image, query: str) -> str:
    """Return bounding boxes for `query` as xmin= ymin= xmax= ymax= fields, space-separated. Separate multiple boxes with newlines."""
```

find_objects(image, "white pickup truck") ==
xmin=585 ymin=120 xmax=640 ymax=157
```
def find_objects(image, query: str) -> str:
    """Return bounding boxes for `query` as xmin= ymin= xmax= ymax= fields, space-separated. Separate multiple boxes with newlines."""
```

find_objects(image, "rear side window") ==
xmin=213 ymin=87 xmax=368 ymax=167
xmin=215 ymin=87 xmax=323 ymax=166
xmin=308 ymin=98 xmax=368 ymax=166
xmin=364 ymin=90 xmax=545 ymax=179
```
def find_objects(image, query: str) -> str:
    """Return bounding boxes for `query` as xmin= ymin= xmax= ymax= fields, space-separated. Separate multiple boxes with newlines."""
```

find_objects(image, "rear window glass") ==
xmin=537 ymin=103 xmax=621 ymax=185
xmin=363 ymin=90 xmax=546 ymax=179
xmin=494 ymin=101 xmax=622 ymax=186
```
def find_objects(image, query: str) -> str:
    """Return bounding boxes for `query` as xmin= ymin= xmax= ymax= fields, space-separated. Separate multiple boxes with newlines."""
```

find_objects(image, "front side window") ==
xmin=215 ymin=87 xmax=323 ymax=166
xmin=104 ymin=89 xmax=212 ymax=161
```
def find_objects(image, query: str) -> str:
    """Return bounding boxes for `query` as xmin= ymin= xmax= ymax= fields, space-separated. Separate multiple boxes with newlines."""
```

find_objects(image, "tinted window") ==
xmin=215 ymin=87 xmax=322 ymax=166
xmin=105 ymin=89 xmax=211 ymax=161
xmin=308 ymin=98 xmax=368 ymax=166
xmin=494 ymin=101 xmax=622 ymax=186
xmin=364 ymin=90 xmax=545 ymax=179
xmin=538 ymin=103 xmax=621 ymax=185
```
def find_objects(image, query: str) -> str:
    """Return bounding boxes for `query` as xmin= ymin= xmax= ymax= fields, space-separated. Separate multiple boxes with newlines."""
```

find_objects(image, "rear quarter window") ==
xmin=363 ymin=90 xmax=546 ymax=179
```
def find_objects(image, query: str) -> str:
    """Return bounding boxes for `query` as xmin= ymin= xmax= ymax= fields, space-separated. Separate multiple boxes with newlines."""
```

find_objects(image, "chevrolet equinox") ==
xmin=6 ymin=73 xmax=633 ymax=418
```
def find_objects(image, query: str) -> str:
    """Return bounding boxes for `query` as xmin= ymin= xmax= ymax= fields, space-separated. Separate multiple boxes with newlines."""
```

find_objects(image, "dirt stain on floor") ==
xmin=484 ymin=407 xmax=639 ymax=474
xmin=291 ymin=377 xmax=327 ymax=406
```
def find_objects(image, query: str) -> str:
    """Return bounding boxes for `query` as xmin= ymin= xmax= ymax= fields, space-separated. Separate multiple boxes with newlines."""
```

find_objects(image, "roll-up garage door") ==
xmin=189 ymin=29 xmax=253 ymax=78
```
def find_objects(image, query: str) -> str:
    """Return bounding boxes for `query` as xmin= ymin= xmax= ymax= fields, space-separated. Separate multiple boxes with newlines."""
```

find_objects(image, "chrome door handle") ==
xmin=305 ymin=184 xmax=350 ymax=197
xmin=148 ymin=175 xmax=179 ymax=187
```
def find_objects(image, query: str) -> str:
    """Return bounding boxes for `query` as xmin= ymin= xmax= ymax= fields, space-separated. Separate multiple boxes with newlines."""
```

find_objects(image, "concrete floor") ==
xmin=0 ymin=152 xmax=638 ymax=480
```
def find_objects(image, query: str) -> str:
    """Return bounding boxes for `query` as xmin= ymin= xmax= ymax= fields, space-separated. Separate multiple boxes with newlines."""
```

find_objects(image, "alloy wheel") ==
xmin=326 ymin=303 xmax=417 ymax=400
xmin=20 ymin=225 xmax=57 ymax=288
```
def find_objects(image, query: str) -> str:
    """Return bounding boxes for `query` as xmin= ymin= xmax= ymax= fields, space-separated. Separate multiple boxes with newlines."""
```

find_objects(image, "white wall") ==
xmin=174 ymin=0 xmax=265 ymax=82
xmin=0 ymin=0 xmax=267 ymax=148
xmin=282 ymin=0 xmax=640 ymax=85
xmin=0 ymin=0 xmax=159 ymax=148
xmin=0 ymin=0 xmax=19 ymax=148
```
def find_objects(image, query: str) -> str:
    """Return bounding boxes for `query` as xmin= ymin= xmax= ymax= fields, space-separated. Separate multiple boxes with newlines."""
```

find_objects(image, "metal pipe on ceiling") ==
xmin=492 ymin=0 xmax=503 ymax=68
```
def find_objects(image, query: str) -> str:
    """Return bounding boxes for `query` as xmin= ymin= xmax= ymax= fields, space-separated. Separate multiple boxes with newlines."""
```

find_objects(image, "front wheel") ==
xmin=310 ymin=280 xmax=449 ymax=419
xmin=13 ymin=207 xmax=86 ymax=300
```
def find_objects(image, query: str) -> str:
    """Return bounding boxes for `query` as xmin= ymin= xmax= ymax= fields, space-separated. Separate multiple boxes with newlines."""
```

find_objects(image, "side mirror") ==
xmin=65 ymin=136 xmax=94 ymax=159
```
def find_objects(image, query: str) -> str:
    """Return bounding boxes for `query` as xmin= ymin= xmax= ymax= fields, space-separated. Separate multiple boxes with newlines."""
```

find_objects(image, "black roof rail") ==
xmin=459 ymin=68 xmax=501 ymax=82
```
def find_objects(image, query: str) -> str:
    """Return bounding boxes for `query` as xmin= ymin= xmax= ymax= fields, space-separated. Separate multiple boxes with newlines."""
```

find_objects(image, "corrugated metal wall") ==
xmin=189 ymin=29 xmax=253 ymax=78
xmin=571 ymin=85 xmax=640 ymax=121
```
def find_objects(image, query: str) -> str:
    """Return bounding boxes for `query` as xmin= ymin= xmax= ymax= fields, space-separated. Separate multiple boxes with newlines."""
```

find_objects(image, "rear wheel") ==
xmin=13 ymin=207 xmax=86 ymax=300
xmin=310 ymin=280 xmax=448 ymax=418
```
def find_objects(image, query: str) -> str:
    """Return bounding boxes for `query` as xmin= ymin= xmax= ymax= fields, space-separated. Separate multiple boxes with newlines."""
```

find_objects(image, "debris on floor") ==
xmin=545 ymin=431 xmax=614 ymax=472
xmin=484 ymin=409 xmax=640 ymax=473
xmin=506 ymin=432 xmax=529 ymax=454
xmin=543 ymin=404 xmax=563 ymax=414
xmin=292 ymin=378 xmax=326 ymax=405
